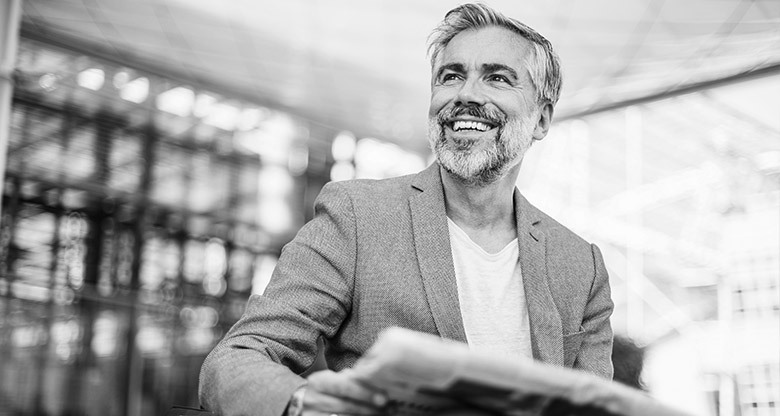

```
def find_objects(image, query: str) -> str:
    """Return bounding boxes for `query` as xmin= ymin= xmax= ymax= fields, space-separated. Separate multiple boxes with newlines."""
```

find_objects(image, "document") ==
xmin=351 ymin=327 xmax=692 ymax=416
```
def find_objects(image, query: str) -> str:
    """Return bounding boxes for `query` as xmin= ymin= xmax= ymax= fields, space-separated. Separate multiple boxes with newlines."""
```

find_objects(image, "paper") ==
xmin=350 ymin=327 xmax=692 ymax=416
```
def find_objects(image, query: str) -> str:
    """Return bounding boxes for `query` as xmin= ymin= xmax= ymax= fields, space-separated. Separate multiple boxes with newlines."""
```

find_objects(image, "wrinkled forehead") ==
xmin=431 ymin=27 xmax=536 ymax=88
xmin=433 ymin=27 xmax=533 ymax=70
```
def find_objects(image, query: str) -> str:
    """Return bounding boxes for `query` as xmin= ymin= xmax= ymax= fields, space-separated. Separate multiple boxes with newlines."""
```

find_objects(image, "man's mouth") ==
xmin=449 ymin=120 xmax=496 ymax=132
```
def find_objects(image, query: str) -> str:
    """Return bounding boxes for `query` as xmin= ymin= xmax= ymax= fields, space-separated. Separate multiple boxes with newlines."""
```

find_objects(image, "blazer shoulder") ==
xmin=323 ymin=173 xmax=418 ymax=204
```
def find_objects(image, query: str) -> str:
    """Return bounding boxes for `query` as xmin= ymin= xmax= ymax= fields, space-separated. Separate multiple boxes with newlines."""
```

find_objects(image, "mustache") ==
xmin=436 ymin=105 xmax=506 ymax=126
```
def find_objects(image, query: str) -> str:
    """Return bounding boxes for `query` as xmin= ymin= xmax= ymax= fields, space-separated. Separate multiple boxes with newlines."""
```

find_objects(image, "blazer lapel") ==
xmin=409 ymin=164 xmax=467 ymax=343
xmin=515 ymin=190 xmax=564 ymax=365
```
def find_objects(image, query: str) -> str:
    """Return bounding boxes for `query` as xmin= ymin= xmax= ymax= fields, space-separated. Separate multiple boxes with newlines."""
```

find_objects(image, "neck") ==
xmin=441 ymin=163 xmax=521 ymax=231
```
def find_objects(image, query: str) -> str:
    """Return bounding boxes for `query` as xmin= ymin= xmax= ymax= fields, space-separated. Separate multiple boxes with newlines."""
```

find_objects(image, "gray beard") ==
xmin=427 ymin=111 xmax=536 ymax=186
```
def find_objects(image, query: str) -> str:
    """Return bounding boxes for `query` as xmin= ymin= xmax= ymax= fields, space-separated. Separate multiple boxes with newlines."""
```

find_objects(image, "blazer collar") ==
xmin=514 ymin=189 xmax=563 ymax=365
xmin=409 ymin=163 xmax=468 ymax=342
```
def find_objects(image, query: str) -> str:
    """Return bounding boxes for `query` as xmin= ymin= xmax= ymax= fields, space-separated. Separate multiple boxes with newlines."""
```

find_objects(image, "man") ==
xmin=199 ymin=4 xmax=613 ymax=416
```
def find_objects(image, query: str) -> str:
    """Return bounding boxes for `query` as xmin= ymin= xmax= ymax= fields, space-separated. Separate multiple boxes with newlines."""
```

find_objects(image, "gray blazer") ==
xmin=199 ymin=163 xmax=613 ymax=416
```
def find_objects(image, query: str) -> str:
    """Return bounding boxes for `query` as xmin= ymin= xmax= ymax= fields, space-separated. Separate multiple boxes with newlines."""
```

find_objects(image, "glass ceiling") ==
xmin=21 ymin=0 xmax=780 ymax=153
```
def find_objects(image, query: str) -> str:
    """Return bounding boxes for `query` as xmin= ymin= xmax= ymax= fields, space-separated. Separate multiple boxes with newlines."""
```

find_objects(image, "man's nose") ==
xmin=454 ymin=78 xmax=486 ymax=107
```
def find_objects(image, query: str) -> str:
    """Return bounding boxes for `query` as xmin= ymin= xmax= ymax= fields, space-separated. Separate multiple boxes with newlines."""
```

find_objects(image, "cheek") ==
xmin=507 ymin=96 xmax=539 ymax=119
xmin=428 ymin=88 xmax=452 ymax=118
xmin=427 ymin=103 xmax=438 ymax=119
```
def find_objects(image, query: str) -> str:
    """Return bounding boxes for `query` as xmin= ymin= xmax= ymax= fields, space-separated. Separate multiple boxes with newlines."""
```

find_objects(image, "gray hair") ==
xmin=427 ymin=3 xmax=563 ymax=106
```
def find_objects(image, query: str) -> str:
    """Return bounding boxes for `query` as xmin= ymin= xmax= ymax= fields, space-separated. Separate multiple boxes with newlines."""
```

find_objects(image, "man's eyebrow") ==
xmin=482 ymin=63 xmax=518 ymax=80
xmin=435 ymin=63 xmax=466 ymax=79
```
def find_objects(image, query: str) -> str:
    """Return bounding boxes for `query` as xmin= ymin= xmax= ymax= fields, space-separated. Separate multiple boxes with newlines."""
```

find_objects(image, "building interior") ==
xmin=1 ymin=0 xmax=779 ymax=415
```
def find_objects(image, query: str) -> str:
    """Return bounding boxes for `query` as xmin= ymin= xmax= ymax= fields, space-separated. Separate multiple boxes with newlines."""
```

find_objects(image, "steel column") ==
xmin=0 ymin=0 xmax=22 ymax=218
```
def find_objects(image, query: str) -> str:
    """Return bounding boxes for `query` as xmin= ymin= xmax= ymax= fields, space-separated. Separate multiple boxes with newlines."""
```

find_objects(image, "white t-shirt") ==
xmin=447 ymin=218 xmax=533 ymax=359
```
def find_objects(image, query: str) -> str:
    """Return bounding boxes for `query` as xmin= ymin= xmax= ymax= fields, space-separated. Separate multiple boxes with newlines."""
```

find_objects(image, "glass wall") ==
xmin=517 ymin=74 xmax=780 ymax=415
xmin=2 ymin=34 xmax=778 ymax=416
xmin=0 ymin=38 xmax=331 ymax=416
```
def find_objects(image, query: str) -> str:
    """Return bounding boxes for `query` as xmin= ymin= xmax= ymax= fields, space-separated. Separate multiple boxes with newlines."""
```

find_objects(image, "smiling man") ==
xmin=428 ymin=28 xmax=550 ymax=190
xmin=199 ymin=4 xmax=613 ymax=416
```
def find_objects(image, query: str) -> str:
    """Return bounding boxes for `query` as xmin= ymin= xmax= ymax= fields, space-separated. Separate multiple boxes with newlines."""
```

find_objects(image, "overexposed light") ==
xmin=183 ymin=240 xmax=206 ymax=283
xmin=235 ymin=112 xmax=296 ymax=164
xmin=194 ymin=93 xmax=217 ymax=118
xmin=17 ymin=212 xmax=58 ymax=247
xmin=12 ymin=325 xmax=46 ymax=348
xmin=203 ymin=101 xmax=241 ymax=131
xmin=354 ymin=138 xmax=425 ymax=179
xmin=77 ymin=68 xmax=105 ymax=91
xmin=163 ymin=240 xmax=181 ymax=280
xmin=397 ymin=154 xmax=426 ymax=176
xmin=258 ymin=165 xmax=294 ymax=196
xmin=257 ymin=198 xmax=292 ymax=234
xmin=38 ymin=73 xmax=58 ymax=91
xmin=332 ymin=131 xmax=357 ymax=162
xmin=755 ymin=151 xmax=780 ymax=173
xmin=68 ymin=263 xmax=84 ymax=290
xmin=354 ymin=138 xmax=392 ymax=168
xmin=120 ymin=77 xmax=149 ymax=103
xmin=53 ymin=342 xmax=73 ymax=362
xmin=237 ymin=107 xmax=269 ymax=131
xmin=180 ymin=306 xmax=219 ymax=328
xmin=203 ymin=239 xmax=227 ymax=297
xmin=205 ymin=239 xmax=227 ymax=278
xmin=236 ymin=130 xmax=288 ymax=164
xmin=201 ymin=307 xmax=219 ymax=328
xmin=140 ymin=237 xmax=164 ymax=289
xmin=51 ymin=320 xmax=80 ymax=345
xmin=228 ymin=249 xmax=254 ymax=292
xmin=235 ymin=130 xmax=264 ymax=156
xmin=180 ymin=307 xmax=196 ymax=326
xmin=156 ymin=86 xmax=195 ymax=117
xmin=136 ymin=325 xmax=166 ymax=354
xmin=91 ymin=312 xmax=118 ymax=357
xmin=252 ymin=255 xmax=278 ymax=295
xmin=11 ymin=281 xmax=50 ymax=302
xmin=53 ymin=286 xmax=75 ymax=305
xmin=330 ymin=161 xmax=355 ymax=181
xmin=182 ymin=328 xmax=215 ymax=354
xmin=113 ymin=71 xmax=130 ymax=88
xmin=288 ymin=145 xmax=309 ymax=176
xmin=598 ymin=165 xmax=723 ymax=216
xmin=644 ymin=330 xmax=722 ymax=415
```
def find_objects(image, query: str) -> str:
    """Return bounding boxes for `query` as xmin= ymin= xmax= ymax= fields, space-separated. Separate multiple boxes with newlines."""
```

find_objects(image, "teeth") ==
xmin=452 ymin=120 xmax=491 ymax=132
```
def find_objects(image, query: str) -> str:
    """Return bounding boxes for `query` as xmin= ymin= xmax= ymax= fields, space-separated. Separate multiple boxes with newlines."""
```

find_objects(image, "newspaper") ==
xmin=351 ymin=327 xmax=692 ymax=416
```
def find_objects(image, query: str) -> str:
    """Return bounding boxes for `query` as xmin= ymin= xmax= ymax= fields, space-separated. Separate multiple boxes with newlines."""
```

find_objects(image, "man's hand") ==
xmin=293 ymin=369 xmax=389 ymax=416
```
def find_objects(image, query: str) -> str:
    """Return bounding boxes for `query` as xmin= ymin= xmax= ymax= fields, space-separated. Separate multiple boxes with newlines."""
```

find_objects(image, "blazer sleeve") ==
xmin=573 ymin=243 xmax=614 ymax=379
xmin=199 ymin=182 xmax=357 ymax=416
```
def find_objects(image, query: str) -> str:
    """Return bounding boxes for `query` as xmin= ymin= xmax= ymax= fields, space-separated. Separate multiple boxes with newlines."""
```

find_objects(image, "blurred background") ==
xmin=0 ymin=0 xmax=778 ymax=415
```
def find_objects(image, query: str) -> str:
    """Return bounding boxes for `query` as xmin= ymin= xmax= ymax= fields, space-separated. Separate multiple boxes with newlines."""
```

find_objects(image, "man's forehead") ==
xmin=434 ymin=26 xmax=532 ymax=70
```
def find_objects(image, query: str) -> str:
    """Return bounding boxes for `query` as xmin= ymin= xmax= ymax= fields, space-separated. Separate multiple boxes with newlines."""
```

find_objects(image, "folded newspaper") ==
xmin=350 ymin=327 xmax=692 ymax=416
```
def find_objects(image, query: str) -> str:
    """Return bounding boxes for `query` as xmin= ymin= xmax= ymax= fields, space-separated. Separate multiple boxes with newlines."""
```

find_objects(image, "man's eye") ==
xmin=441 ymin=73 xmax=461 ymax=83
xmin=488 ymin=74 xmax=510 ymax=83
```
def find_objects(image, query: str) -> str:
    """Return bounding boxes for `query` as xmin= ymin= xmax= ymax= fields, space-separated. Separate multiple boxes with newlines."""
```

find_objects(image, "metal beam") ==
xmin=18 ymin=23 xmax=357 ymax=143
xmin=599 ymin=243 xmax=696 ymax=346
xmin=558 ymin=62 xmax=780 ymax=121
xmin=0 ymin=0 xmax=22 ymax=219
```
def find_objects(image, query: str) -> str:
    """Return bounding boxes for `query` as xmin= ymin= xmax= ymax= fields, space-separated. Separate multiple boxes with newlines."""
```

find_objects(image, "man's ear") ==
xmin=532 ymin=102 xmax=554 ymax=141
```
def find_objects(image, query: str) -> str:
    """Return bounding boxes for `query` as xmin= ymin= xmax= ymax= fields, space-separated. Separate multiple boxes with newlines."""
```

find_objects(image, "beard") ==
xmin=427 ymin=104 xmax=537 ymax=186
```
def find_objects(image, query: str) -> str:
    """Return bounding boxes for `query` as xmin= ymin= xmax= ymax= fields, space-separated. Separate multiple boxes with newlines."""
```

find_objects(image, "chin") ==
xmin=437 ymin=151 xmax=512 ymax=186
xmin=428 ymin=117 xmax=529 ymax=186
